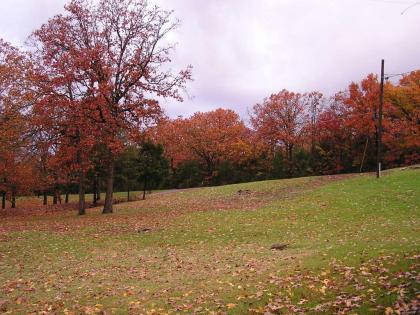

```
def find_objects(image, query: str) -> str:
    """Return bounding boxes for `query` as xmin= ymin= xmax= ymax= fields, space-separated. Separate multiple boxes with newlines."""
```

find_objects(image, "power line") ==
xmin=401 ymin=1 xmax=420 ymax=14
xmin=367 ymin=0 xmax=413 ymax=4
xmin=365 ymin=0 xmax=420 ymax=14
xmin=385 ymin=68 xmax=420 ymax=79
xmin=338 ymin=0 xmax=420 ymax=7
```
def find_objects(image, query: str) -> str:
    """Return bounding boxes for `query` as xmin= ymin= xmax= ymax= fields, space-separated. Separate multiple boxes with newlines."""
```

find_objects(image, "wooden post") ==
xmin=377 ymin=59 xmax=384 ymax=178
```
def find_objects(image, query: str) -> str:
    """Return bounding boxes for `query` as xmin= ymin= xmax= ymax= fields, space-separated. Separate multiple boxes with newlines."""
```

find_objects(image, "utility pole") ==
xmin=377 ymin=59 xmax=384 ymax=178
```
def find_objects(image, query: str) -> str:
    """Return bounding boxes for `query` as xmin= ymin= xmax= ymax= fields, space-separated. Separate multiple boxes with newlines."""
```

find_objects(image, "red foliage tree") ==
xmin=340 ymin=74 xmax=393 ymax=171
xmin=31 ymin=0 xmax=191 ymax=213
xmin=315 ymin=94 xmax=353 ymax=173
xmin=0 ymin=39 xmax=35 ymax=209
xmin=344 ymin=74 xmax=381 ymax=138
xmin=153 ymin=117 xmax=193 ymax=172
xmin=29 ymin=28 xmax=100 ymax=214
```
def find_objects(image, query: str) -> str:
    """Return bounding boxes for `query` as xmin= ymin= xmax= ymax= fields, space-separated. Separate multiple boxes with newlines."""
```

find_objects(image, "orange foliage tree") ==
xmin=153 ymin=109 xmax=254 ymax=185
xmin=251 ymin=89 xmax=316 ymax=175
xmin=183 ymin=109 xmax=252 ymax=178
xmin=386 ymin=71 xmax=420 ymax=165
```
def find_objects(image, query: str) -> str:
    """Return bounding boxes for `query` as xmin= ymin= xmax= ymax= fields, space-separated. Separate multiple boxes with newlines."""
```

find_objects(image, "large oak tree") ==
xmin=31 ymin=0 xmax=191 ymax=214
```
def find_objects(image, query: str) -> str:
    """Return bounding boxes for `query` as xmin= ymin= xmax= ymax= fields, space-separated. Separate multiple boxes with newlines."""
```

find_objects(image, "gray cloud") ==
xmin=1 ymin=0 xmax=419 ymax=119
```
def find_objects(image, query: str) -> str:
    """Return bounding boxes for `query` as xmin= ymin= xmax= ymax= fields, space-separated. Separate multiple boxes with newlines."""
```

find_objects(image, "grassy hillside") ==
xmin=0 ymin=169 xmax=419 ymax=314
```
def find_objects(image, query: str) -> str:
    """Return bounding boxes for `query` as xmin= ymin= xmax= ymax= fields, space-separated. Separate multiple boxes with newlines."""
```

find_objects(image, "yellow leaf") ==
xmin=385 ymin=307 xmax=393 ymax=315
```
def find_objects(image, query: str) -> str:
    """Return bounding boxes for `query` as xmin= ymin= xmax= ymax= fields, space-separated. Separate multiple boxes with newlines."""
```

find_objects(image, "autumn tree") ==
xmin=31 ymin=0 xmax=191 ymax=214
xmin=152 ymin=109 xmax=256 ymax=186
xmin=386 ymin=71 xmax=420 ymax=165
xmin=0 ymin=39 xmax=35 ymax=208
xmin=340 ymin=74 xmax=396 ymax=171
xmin=153 ymin=117 xmax=194 ymax=172
xmin=343 ymin=74 xmax=379 ymax=170
xmin=29 ymin=44 xmax=97 ymax=214
xmin=251 ymin=89 xmax=311 ymax=176
xmin=182 ymin=109 xmax=251 ymax=179
xmin=306 ymin=91 xmax=324 ymax=155
xmin=314 ymin=94 xmax=354 ymax=174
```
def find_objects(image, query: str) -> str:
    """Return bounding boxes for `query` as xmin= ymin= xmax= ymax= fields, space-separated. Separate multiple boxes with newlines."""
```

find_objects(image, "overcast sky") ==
xmin=0 ymin=0 xmax=419 ymax=119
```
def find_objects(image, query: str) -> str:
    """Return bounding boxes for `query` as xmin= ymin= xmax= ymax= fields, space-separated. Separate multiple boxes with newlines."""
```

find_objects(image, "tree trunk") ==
xmin=93 ymin=177 xmax=98 ymax=206
xmin=65 ymin=192 xmax=69 ymax=204
xmin=360 ymin=137 xmax=369 ymax=173
xmin=43 ymin=192 xmax=47 ymax=205
xmin=53 ymin=186 xmax=58 ymax=205
xmin=142 ymin=178 xmax=147 ymax=200
xmin=11 ymin=188 xmax=16 ymax=209
xmin=97 ymin=179 xmax=101 ymax=200
xmin=170 ymin=157 xmax=176 ymax=174
xmin=286 ymin=144 xmax=294 ymax=177
xmin=127 ymin=185 xmax=130 ymax=202
xmin=103 ymin=159 xmax=114 ymax=214
xmin=78 ymin=171 xmax=86 ymax=215
xmin=2 ymin=191 xmax=6 ymax=209
xmin=206 ymin=159 xmax=213 ymax=177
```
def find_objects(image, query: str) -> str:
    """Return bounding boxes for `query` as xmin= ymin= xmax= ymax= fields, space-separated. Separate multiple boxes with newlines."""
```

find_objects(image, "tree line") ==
xmin=153 ymin=75 xmax=418 ymax=188
xmin=1 ymin=0 xmax=419 ymax=214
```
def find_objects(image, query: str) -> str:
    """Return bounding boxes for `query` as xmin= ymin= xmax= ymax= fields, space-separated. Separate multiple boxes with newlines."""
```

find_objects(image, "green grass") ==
xmin=0 ymin=169 xmax=419 ymax=314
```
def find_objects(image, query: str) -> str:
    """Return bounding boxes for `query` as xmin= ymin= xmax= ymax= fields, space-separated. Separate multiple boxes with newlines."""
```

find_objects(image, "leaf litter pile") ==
xmin=0 ymin=170 xmax=419 ymax=314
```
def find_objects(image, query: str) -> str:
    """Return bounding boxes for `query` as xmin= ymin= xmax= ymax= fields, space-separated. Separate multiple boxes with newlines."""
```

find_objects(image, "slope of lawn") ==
xmin=0 ymin=168 xmax=418 ymax=314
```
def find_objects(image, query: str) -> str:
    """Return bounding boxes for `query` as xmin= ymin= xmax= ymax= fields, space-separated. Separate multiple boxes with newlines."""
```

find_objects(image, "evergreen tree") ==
xmin=137 ymin=141 xmax=169 ymax=200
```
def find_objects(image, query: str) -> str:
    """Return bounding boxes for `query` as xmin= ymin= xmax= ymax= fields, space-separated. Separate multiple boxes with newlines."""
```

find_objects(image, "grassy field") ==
xmin=0 ymin=168 xmax=419 ymax=314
